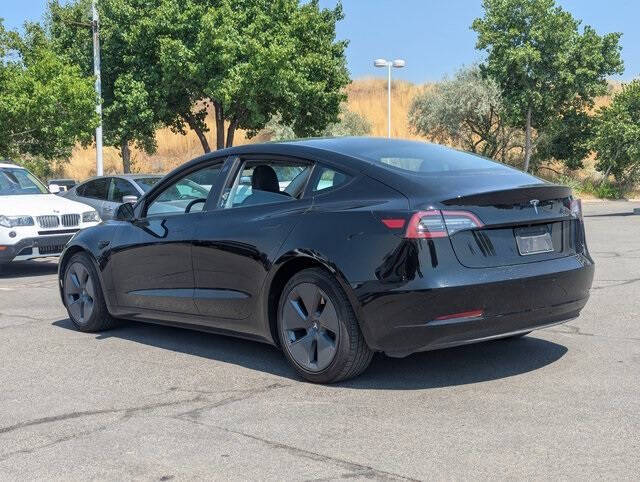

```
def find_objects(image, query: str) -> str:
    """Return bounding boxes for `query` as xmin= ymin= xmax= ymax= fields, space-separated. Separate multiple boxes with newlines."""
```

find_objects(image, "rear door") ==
xmin=75 ymin=178 xmax=109 ymax=216
xmin=191 ymin=156 xmax=314 ymax=336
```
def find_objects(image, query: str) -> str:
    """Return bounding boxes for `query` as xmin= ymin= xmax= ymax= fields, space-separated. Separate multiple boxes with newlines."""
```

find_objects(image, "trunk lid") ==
xmin=439 ymin=184 xmax=583 ymax=268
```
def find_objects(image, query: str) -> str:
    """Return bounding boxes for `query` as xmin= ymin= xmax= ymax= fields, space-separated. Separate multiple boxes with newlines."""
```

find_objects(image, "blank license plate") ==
xmin=516 ymin=232 xmax=554 ymax=256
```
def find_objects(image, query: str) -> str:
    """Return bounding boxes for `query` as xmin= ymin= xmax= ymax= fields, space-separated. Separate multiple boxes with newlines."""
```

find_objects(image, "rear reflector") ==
xmin=434 ymin=309 xmax=484 ymax=321
xmin=405 ymin=210 xmax=483 ymax=238
xmin=381 ymin=218 xmax=406 ymax=229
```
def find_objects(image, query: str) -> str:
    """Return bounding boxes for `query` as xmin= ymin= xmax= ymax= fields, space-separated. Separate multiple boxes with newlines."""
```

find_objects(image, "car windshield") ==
xmin=0 ymin=167 xmax=50 ymax=195
xmin=352 ymin=141 xmax=515 ymax=176
xmin=134 ymin=177 xmax=162 ymax=192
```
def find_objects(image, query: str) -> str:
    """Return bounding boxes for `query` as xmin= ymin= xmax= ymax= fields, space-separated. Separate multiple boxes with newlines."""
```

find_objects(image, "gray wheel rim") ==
xmin=281 ymin=282 xmax=340 ymax=372
xmin=64 ymin=262 xmax=96 ymax=324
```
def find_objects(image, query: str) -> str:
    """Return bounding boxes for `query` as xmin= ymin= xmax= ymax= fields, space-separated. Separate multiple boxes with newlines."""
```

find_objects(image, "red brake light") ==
xmin=405 ymin=210 xmax=483 ymax=238
xmin=405 ymin=210 xmax=448 ymax=238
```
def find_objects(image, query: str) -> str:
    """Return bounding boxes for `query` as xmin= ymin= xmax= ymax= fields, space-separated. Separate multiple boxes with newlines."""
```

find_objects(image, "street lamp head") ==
xmin=392 ymin=59 xmax=406 ymax=68
xmin=374 ymin=58 xmax=389 ymax=68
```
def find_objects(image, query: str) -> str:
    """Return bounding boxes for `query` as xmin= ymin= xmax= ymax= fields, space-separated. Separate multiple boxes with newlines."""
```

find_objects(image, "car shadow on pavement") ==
xmin=0 ymin=260 xmax=58 ymax=279
xmin=53 ymin=318 xmax=567 ymax=390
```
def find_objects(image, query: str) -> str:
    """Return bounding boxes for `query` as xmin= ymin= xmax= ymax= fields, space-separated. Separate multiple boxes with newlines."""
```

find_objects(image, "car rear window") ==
xmin=354 ymin=141 xmax=514 ymax=175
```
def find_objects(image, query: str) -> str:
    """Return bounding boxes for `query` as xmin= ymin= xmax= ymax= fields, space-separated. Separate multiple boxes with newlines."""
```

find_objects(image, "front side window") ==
xmin=0 ymin=167 xmax=49 ymax=195
xmin=221 ymin=160 xmax=311 ymax=209
xmin=146 ymin=164 xmax=222 ymax=216
xmin=108 ymin=178 xmax=139 ymax=202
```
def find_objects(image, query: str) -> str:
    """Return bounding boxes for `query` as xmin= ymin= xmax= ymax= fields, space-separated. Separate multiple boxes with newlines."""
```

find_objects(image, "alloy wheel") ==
xmin=64 ymin=262 xmax=96 ymax=324
xmin=281 ymin=282 xmax=340 ymax=372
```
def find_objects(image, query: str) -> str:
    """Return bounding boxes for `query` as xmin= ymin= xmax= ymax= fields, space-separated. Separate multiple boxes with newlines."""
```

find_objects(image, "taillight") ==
xmin=404 ymin=210 xmax=483 ymax=238
xmin=570 ymin=198 xmax=583 ymax=219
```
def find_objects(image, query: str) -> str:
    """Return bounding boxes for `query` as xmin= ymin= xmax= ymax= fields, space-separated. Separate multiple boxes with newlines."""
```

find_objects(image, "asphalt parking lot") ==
xmin=1 ymin=201 xmax=639 ymax=480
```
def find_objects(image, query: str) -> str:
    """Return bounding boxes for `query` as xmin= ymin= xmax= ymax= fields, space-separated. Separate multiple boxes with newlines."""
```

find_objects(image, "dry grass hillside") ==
xmin=66 ymin=77 xmax=617 ymax=180
xmin=65 ymin=77 xmax=430 ymax=179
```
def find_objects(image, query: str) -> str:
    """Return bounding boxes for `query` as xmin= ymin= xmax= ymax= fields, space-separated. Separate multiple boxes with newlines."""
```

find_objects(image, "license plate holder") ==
xmin=515 ymin=231 xmax=554 ymax=256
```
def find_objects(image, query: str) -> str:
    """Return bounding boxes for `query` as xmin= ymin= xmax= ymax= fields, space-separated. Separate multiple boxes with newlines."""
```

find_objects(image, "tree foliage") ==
xmin=472 ymin=0 xmax=624 ymax=171
xmin=0 ymin=19 xmax=97 ymax=163
xmin=48 ymin=0 xmax=350 ymax=169
xmin=409 ymin=65 xmax=521 ymax=162
xmin=591 ymin=81 xmax=640 ymax=185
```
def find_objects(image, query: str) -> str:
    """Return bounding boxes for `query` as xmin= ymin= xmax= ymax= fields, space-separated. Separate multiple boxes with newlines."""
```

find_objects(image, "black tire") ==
xmin=277 ymin=268 xmax=373 ymax=383
xmin=62 ymin=252 xmax=117 ymax=332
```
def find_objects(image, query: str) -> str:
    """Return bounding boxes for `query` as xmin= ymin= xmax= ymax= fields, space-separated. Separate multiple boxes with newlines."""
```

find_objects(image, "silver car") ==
xmin=61 ymin=174 xmax=162 ymax=220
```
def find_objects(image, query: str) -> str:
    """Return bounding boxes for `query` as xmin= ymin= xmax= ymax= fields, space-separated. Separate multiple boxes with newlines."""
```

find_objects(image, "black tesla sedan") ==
xmin=59 ymin=138 xmax=594 ymax=383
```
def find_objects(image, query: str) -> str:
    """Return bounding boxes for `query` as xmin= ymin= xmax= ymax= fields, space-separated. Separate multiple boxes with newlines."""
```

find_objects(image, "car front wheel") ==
xmin=62 ymin=252 xmax=117 ymax=332
xmin=277 ymin=268 xmax=373 ymax=383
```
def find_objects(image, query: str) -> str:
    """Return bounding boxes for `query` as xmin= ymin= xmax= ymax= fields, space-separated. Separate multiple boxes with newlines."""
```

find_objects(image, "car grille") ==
xmin=61 ymin=214 xmax=80 ymax=227
xmin=38 ymin=244 xmax=65 ymax=255
xmin=37 ymin=215 xmax=60 ymax=229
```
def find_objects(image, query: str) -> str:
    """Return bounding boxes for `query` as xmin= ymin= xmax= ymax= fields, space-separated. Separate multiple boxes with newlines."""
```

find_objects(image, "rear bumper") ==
xmin=355 ymin=253 xmax=594 ymax=357
xmin=0 ymin=234 xmax=75 ymax=263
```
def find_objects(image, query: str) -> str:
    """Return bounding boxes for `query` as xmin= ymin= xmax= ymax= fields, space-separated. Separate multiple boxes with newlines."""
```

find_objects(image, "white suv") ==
xmin=0 ymin=162 xmax=101 ymax=265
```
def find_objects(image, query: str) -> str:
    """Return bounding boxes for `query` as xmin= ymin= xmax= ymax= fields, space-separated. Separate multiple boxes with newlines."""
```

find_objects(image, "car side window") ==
xmin=81 ymin=178 xmax=109 ymax=200
xmin=146 ymin=164 xmax=222 ymax=217
xmin=312 ymin=167 xmax=351 ymax=193
xmin=108 ymin=178 xmax=138 ymax=202
xmin=220 ymin=160 xmax=312 ymax=209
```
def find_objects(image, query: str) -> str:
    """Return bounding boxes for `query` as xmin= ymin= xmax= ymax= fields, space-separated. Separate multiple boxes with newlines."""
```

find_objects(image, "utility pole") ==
xmin=92 ymin=1 xmax=103 ymax=176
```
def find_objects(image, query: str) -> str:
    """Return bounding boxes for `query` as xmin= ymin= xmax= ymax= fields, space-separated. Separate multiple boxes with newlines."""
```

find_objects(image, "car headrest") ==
xmin=252 ymin=165 xmax=280 ymax=193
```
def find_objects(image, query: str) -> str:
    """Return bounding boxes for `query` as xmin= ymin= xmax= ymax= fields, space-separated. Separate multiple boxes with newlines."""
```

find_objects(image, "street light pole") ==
xmin=374 ymin=59 xmax=406 ymax=138
xmin=92 ymin=0 xmax=103 ymax=176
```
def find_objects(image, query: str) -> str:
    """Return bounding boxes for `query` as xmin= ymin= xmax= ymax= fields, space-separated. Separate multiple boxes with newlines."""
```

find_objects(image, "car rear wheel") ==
xmin=277 ymin=268 xmax=373 ymax=383
xmin=63 ymin=252 xmax=117 ymax=332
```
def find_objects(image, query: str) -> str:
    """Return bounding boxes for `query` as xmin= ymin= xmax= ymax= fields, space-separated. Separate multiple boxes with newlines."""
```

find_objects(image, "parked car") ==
xmin=0 ymin=162 xmax=101 ymax=266
xmin=61 ymin=174 xmax=162 ymax=220
xmin=58 ymin=138 xmax=594 ymax=383
xmin=48 ymin=178 xmax=76 ymax=193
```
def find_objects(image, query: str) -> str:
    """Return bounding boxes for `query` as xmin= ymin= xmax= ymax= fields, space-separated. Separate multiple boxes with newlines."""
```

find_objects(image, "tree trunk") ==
xmin=183 ymin=112 xmax=210 ymax=153
xmin=214 ymin=102 xmax=225 ymax=150
xmin=226 ymin=118 xmax=238 ymax=148
xmin=523 ymin=106 xmax=532 ymax=173
xmin=121 ymin=140 xmax=131 ymax=174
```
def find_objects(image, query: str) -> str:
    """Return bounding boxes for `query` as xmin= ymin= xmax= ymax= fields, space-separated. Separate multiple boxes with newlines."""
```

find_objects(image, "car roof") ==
xmin=80 ymin=173 xmax=163 ymax=182
xmin=0 ymin=161 xmax=20 ymax=169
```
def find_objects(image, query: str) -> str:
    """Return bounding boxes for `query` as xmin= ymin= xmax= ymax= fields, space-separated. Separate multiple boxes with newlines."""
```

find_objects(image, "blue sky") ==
xmin=2 ymin=0 xmax=638 ymax=83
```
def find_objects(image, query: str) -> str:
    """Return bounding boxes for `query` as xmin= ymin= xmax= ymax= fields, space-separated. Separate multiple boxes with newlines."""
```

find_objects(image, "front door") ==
xmin=110 ymin=162 xmax=225 ymax=319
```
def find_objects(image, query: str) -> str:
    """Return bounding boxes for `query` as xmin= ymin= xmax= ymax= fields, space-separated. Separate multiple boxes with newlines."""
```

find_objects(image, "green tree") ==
xmin=472 ymin=0 xmax=623 ymax=172
xmin=408 ymin=65 xmax=521 ymax=162
xmin=0 ymin=19 xmax=97 ymax=163
xmin=49 ymin=0 xmax=350 ymax=160
xmin=193 ymin=0 xmax=350 ymax=149
xmin=48 ymin=0 xmax=161 ymax=173
xmin=591 ymin=81 xmax=640 ymax=185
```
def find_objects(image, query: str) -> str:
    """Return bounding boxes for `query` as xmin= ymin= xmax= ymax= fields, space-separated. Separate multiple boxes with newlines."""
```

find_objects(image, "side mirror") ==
xmin=122 ymin=195 xmax=138 ymax=204
xmin=48 ymin=184 xmax=60 ymax=194
xmin=115 ymin=202 xmax=135 ymax=221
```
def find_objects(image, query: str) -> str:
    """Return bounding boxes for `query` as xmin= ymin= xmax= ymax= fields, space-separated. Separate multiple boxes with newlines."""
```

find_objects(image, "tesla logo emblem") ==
xmin=530 ymin=199 xmax=540 ymax=214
